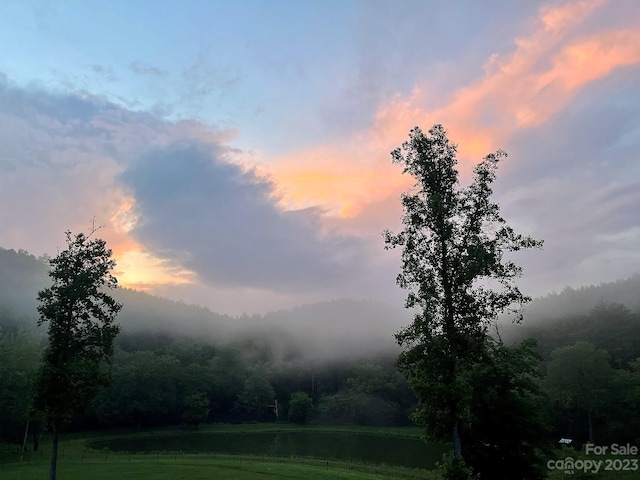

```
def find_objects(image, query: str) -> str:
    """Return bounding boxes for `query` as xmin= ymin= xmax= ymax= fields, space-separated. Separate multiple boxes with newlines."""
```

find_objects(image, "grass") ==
xmin=0 ymin=425 xmax=434 ymax=480
xmin=5 ymin=426 xmax=637 ymax=479
xmin=1 ymin=457 xmax=431 ymax=480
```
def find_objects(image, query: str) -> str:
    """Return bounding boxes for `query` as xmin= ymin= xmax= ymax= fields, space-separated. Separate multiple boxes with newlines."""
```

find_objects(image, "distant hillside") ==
xmin=499 ymin=275 xmax=640 ymax=360
xmin=0 ymin=247 xmax=236 ymax=334
xmin=2 ymin=247 xmax=637 ymax=362
xmin=0 ymin=248 xmax=50 ymax=316
xmin=523 ymin=274 xmax=640 ymax=320
xmin=494 ymin=273 xmax=640 ymax=335
xmin=0 ymin=247 xmax=407 ymax=362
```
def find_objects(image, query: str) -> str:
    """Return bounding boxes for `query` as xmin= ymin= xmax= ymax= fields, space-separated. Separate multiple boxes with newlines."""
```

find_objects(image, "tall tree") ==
xmin=32 ymin=227 xmax=121 ymax=480
xmin=384 ymin=125 xmax=542 ymax=463
xmin=545 ymin=340 xmax=614 ymax=443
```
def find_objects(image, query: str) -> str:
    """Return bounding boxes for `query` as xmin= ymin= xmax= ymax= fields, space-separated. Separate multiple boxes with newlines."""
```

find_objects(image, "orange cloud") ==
xmin=106 ymin=192 xmax=196 ymax=290
xmin=113 ymin=248 xmax=196 ymax=291
xmin=545 ymin=29 xmax=640 ymax=93
xmin=270 ymin=145 xmax=413 ymax=218
xmin=266 ymin=0 xmax=640 ymax=225
xmin=374 ymin=0 xmax=633 ymax=156
xmin=539 ymin=0 xmax=607 ymax=32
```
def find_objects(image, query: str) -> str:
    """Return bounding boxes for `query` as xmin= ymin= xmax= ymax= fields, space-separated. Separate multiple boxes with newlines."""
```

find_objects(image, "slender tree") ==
xmin=384 ymin=125 xmax=542 ymax=462
xmin=33 ymin=226 xmax=121 ymax=480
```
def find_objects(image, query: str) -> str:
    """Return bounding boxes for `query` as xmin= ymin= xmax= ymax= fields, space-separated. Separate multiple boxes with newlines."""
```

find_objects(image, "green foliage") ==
xmin=90 ymin=350 xmax=180 ymax=427
xmin=345 ymin=364 xmax=390 ymax=394
xmin=288 ymin=391 xmax=313 ymax=424
xmin=31 ymin=228 xmax=121 ymax=480
xmin=5 ymin=241 xmax=640 ymax=452
xmin=384 ymin=125 xmax=542 ymax=456
xmin=545 ymin=341 xmax=615 ymax=442
xmin=0 ymin=328 xmax=42 ymax=442
xmin=604 ymin=359 xmax=640 ymax=442
xmin=515 ymin=301 xmax=640 ymax=364
xmin=545 ymin=341 xmax=613 ymax=409
xmin=206 ymin=346 xmax=249 ymax=421
xmin=182 ymin=392 xmax=211 ymax=427
xmin=32 ymin=229 xmax=122 ymax=426
xmin=317 ymin=365 xmax=402 ymax=426
xmin=434 ymin=453 xmax=474 ymax=480
xmin=235 ymin=369 xmax=276 ymax=421
xmin=461 ymin=339 xmax=551 ymax=479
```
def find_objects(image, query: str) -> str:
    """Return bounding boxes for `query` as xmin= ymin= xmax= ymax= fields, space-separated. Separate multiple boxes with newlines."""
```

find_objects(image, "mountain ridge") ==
xmin=1 ymin=246 xmax=638 ymax=362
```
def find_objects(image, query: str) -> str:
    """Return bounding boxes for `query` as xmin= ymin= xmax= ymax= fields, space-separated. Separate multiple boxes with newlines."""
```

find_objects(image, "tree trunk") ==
xmin=452 ymin=421 xmax=462 ymax=458
xmin=49 ymin=424 xmax=59 ymax=480
xmin=33 ymin=429 xmax=41 ymax=452
xmin=19 ymin=418 xmax=30 ymax=461
xmin=441 ymin=232 xmax=462 ymax=460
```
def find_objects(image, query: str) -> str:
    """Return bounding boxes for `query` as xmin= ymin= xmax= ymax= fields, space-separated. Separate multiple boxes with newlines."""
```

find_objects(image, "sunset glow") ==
xmin=0 ymin=0 xmax=638 ymax=313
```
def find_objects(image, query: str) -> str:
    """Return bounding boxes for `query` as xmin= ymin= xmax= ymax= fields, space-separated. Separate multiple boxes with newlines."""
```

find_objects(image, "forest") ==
xmin=1 ymin=246 xmax=639 ymax=455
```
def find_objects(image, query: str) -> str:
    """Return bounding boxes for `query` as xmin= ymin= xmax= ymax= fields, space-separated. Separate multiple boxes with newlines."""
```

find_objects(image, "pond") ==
xmin=90 ymin=431 xmax=447 ymax=469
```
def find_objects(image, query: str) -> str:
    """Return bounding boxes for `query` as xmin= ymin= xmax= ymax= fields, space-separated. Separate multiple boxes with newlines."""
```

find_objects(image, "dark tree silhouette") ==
xmin=384 ymin=125 xmax=542 ymax=466
xmin=33 ymin=226 xmax=121 ymax=480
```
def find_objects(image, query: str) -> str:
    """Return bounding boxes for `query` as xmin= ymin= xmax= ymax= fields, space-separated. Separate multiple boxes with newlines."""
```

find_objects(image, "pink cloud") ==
xmin=267 ymin=0 xmax=640 ymax=227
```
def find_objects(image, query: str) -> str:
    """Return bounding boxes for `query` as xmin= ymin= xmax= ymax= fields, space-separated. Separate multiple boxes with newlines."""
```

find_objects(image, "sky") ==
xmin=0 ymin=0 xmax=638 ymax=315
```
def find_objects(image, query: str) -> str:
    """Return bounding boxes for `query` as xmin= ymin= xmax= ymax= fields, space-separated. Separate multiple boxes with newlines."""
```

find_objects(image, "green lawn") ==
xmin=1 ymin=457 xmax=429 ymax=480
xmin=5 ymin=426 xmax=638 ymax=479
xmin=0 ymin=425 xmax=433 ymax=480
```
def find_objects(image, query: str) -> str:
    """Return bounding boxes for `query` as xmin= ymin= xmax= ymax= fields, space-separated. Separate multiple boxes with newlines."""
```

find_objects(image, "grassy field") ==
xmin=0 ymin=424 xmax=435 ymax=480
xmin=6 ymin=425 xmax=636 ymax=479
xmin=0 ymin=457 xmax=431 ymax=480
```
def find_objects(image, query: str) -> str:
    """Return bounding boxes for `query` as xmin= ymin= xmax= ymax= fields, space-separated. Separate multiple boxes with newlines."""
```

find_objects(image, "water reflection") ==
xmin=91 ymin=431 xmax=447 ymax=469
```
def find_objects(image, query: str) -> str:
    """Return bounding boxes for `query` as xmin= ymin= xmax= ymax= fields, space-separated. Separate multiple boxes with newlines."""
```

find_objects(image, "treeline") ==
xmin=3 ymin=302 xmax=639 ymax=450
xmin=94 ymin=332 xmax=415 ymax=429
xmin=508 ymin=301 xmax=640 ymax=445
xmin=0 ymin=321 xmax=415 ymax=444
xmin=1 ymin=247 xmax=639 ymax=451
xmin=0 ymin=248 xmax=414 ymax=445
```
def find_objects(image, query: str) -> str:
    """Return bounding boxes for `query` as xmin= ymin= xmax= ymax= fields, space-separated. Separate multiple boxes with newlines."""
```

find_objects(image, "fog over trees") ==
xmin=1 ymin=246 xmax=639 ymax=469
xmin=0 ymin=247 xmax=409 ymax=363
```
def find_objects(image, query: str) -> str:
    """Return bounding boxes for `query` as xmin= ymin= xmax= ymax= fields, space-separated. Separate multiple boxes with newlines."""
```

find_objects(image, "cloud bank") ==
xmin=119 ymin=143 xmax=370 ymax=293
xmin=0 ymin=74 xmax=393 ymax=312
xmin=0 ymin=0 xmax=638 ymax=313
